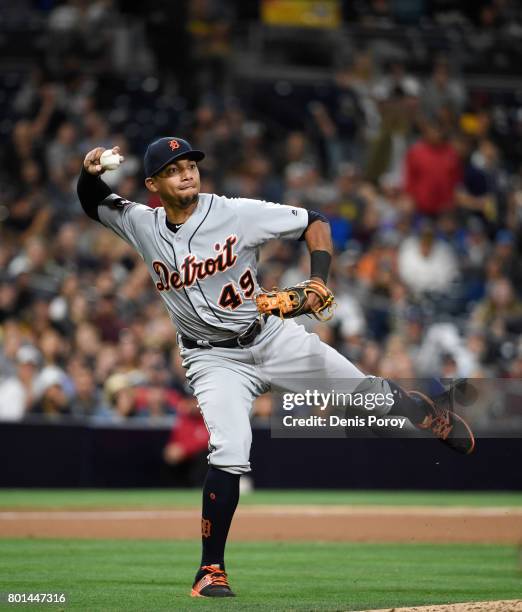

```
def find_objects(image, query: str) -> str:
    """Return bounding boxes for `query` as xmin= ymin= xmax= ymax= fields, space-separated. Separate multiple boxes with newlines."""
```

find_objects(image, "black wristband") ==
xmin=310 ymin=250 xmax=331 ymax=284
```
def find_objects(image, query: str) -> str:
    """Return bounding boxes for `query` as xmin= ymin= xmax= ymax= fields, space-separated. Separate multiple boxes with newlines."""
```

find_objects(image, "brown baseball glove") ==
xmin=254 ymin=279 xmax=335 ymax=322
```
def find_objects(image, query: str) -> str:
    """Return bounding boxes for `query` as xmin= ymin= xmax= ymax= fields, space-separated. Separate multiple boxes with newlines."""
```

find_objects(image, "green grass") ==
xmin=0 ymin=489 xmax=521 ymax=509
xmin=1 ymin=490 xmax=519 ymax=609
xmin=0 ymin=540 xmax=520 ymax=611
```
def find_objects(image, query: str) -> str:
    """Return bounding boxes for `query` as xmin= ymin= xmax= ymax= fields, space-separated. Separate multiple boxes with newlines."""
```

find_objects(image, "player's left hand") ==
xmin=304 ymin=277 xmax=327 ymax=312
xmin=254 ymin=278 xmax=335 ymax=321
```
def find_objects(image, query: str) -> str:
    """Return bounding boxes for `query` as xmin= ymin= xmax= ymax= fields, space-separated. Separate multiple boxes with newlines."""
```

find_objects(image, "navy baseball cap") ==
xmin=144 ymin=137 xmax=205 ymax=177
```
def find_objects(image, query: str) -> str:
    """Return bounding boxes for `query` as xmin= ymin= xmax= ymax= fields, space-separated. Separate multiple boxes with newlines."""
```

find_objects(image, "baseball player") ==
xmin=77 ymin=137 xmax=474 ymax=598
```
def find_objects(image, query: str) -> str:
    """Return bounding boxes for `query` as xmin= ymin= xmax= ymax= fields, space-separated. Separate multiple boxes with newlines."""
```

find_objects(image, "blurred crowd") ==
xmin=1 ymin=0 xmax=522 ymax=428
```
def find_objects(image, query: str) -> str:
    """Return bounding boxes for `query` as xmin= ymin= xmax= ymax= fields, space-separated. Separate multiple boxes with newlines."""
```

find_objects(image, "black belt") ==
xmin=181 ymin=315 xmax=268 ymax=350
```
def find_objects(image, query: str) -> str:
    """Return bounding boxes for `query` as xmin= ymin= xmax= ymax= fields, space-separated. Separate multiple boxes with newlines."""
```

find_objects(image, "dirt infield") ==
xmin=0 ymin=505 xmax=521 ymax=542
xmin=356 ymin=601 xmax=522 ymax=612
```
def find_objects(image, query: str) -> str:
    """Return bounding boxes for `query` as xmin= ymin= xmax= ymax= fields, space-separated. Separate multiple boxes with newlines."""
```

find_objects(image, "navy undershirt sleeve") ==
xmin=299 ymin=209 xmax=329 ymax=240
xmin=76 ymin=166 xmax=112 ymax=223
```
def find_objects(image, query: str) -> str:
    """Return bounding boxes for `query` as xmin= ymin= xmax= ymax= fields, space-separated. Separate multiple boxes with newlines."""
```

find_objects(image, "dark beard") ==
xmin=177 ymin=193 xmax=199 ymax=208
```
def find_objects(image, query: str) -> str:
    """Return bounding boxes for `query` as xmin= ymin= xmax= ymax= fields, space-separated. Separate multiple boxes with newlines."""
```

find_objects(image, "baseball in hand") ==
xmin=100 ymin=149 xmax=123 ymax=171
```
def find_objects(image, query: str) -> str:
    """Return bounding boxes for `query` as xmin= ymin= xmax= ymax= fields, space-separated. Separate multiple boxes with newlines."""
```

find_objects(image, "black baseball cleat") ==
xmin=191 ymin=565 xmax=236 ymax=598
xmin=409 ymin=380 xmax=476 ymax=455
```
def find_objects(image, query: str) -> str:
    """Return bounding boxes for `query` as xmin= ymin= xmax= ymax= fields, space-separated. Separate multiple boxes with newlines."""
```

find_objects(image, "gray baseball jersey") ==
xmin=96 ymin=189 xmax=387 ymax=474
xmin=98 ymin=193 xmax=309 ymax=341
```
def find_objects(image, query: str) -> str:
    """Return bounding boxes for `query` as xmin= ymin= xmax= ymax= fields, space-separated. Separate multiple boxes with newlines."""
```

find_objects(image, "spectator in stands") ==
xmin=421 ymin=58 xmax=467 ymax=121
xmin=366 ymin=70 xmax=420 ymax=188
xmin=187 ymin=0 xmax=234 ymax=97
xmin=31 ymin=365 xmax=71 ymax=417
xmin=471 ymin=276 xmax=522 ymax=333
xmin=3 ymin=192 xmax=51 ymax=242
xmin=404 ymin=119 xmax=462 ymax=216
xmin=309 ymin=61 xmax=366 ymax=171
xmin=0 ymin=345 xmax=40 ymax=421
xmin=104 ymin=372 xmax=140 ymax=419
xmin=378 ymin=334 xmax=416 ymax=379
xmin=69 ymin=365 xmax=111 ymax=419
xmin=135 ymin=385 xmax=177 ymax=419
xmin=335 ymin=291 xmax=367 ymax=346
xmin=163 ymin=400 xmax=209 ymax=486
xmin=0 ymin=279 xmax=18 ymax=324
xmin=45 ymin=122 xmax=79 ymax=173
xmin=91 ymin=291 xmax=125 ymax=344
xmin=455 ymin=136 xmax=505 ymax=227
xmin=492 ymin=229 xmax=521 ymax=291
xmin=8 ymin=236 xmax=63 ymax=300
xmin=398 ymin=219 xmax=458 ymax=296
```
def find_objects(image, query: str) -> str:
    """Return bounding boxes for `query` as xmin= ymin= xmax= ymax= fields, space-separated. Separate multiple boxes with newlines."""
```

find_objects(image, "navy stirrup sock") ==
xmin=200 ymin=466 xmax=240 ymax=570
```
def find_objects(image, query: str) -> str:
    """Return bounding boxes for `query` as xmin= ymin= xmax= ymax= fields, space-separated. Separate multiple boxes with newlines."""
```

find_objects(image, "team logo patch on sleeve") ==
xmin=109 ymin=197 xmax=131 ymax=209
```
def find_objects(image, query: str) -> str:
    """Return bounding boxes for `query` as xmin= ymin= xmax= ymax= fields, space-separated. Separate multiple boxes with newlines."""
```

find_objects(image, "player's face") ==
xmin=147 ymin=158 xmax=201 ymax=208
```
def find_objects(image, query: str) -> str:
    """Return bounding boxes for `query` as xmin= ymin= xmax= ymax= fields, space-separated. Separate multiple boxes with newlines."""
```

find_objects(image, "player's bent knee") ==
xmin=208 ymin=441 xmax=252 ymax=475
xmin=209 ymin=462 xmax=251 ymax=475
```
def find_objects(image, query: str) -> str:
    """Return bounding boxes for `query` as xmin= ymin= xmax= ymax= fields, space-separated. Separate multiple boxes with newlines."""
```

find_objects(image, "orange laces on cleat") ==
xmin=199 ymin=566 xmax=230 ymax=588
xmin=409 ymin=390 xmax=454 ymax=440
xmin=418 ymin=413 xmax=452 ymax=440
